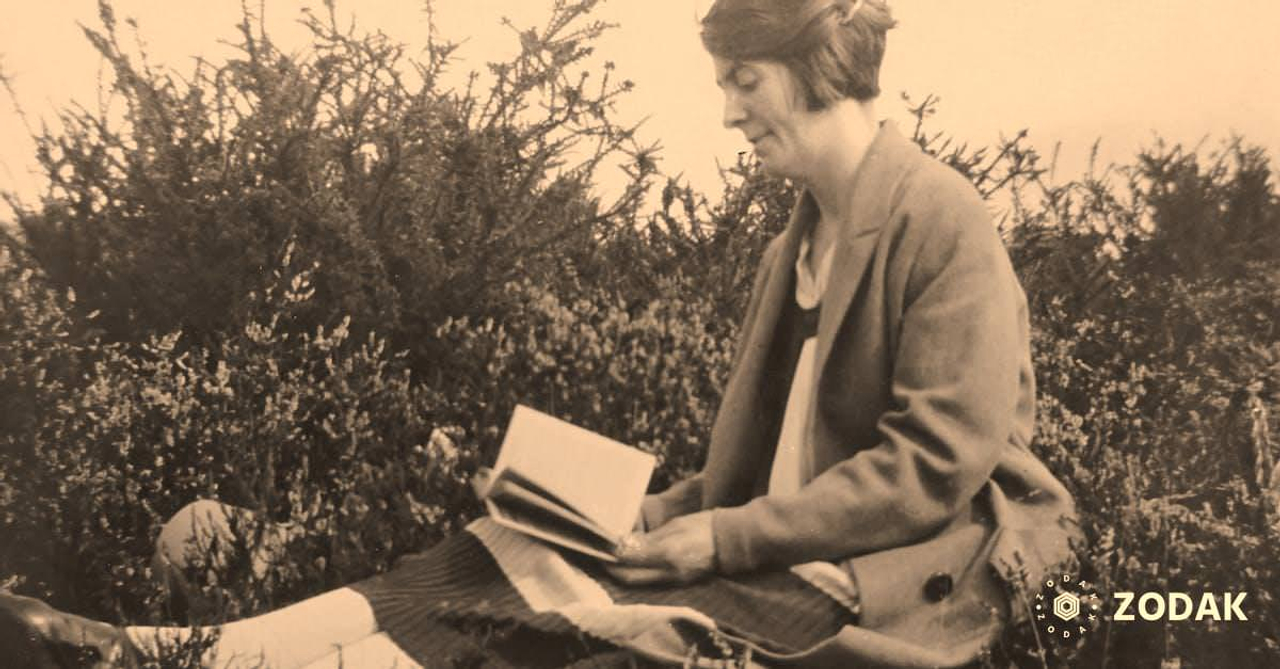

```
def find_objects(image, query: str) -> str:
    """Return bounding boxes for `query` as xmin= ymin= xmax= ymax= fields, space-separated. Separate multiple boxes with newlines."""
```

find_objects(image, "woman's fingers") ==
xmin=470 ymin=467 xmax=493 ymax=500
xmin=613 ymin=532 xmax=671 ymax=568
xmin=46 ymin=610 xmax=133 ymax=666
xmin=612 ymin=512 xmax=716 ymax=585
xmin=604 ymin=563 xmax=674 ymax=585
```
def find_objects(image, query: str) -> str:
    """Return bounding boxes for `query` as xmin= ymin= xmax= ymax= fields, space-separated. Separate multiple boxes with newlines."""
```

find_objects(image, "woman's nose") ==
xmin=722 ymin=93 xmax=747 ymax=129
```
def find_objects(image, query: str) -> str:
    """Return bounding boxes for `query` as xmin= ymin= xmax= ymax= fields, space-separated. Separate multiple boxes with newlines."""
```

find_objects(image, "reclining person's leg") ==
xmin=295 ymin=631 xmax=421 ymax=669
xmin=124 ymin=587 xmax=378 ymax=669
xmin=137 ymin=500 xmax=380 ymax=667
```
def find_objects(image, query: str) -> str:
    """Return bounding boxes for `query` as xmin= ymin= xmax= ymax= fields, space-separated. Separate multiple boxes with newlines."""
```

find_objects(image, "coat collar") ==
xmin=761 ymin=120 xmax=924 ymax=376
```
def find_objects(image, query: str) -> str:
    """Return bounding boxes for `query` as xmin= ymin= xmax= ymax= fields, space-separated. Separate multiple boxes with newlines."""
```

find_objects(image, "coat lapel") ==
xmin=811 ymin=122 xmax=921 ymax=377
xmin=705 ymin=123 xmax=922 ymax=505
xmin=702 ymin=190 xmax=811 ymax=505
xmin=735 ymin=193 xmax=812 ymax=385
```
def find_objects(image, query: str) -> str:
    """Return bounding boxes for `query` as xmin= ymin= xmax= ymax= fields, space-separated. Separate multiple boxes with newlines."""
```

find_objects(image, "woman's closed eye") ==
xmin=732 ymin=69 xmax=759 ymax=92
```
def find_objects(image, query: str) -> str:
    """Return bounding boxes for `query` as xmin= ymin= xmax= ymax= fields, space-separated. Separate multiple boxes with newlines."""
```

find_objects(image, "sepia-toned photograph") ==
xmin=1 ymin=1 xmax=1277 ymax=667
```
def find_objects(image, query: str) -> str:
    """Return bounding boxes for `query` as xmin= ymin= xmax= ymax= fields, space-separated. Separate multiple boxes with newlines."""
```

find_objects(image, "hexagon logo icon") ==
xmin=1034 ymin=573 xmax=1102 ymax=649
xmin=1054 ymin=592 xmax=1081 ymax=621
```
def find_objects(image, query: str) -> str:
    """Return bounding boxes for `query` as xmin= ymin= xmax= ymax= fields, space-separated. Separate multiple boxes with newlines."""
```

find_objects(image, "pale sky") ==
xmin=2 ymin=1 xmax=1278 ymax=212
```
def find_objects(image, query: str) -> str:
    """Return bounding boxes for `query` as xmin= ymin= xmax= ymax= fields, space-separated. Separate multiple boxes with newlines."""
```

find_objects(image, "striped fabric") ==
xmin=348 ymin=519 xmax=857 ymax=667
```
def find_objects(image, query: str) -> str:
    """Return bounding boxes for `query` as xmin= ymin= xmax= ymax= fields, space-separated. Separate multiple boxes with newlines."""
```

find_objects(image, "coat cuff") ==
xmin=711 ymin=504 xmax=765 ymax=574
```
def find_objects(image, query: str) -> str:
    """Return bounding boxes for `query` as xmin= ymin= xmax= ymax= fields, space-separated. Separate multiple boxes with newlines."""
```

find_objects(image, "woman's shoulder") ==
xmin=878 ymin=145 xmax=1000 ymax=248
xmin=882 ymin=149 xmax=1016 ymax=289
xmin=893 ymin=150 xmax=991 ymax=233
xmin=740 ymin=233 xmax=787 ymax=298
xmin=861 ymin=124 xmax=990 ymax=234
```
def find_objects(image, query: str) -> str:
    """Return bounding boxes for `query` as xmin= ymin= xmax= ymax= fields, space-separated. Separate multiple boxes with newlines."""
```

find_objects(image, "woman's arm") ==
xmin=611 ymin=238 xmax=783 ymax=582
xmin=636 ymin=237 xmax=782 ymax=533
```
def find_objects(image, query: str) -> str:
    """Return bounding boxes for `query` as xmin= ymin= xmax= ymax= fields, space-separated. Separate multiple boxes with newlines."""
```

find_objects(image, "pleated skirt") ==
xmin=347 ymin=519 xmax=857 ymax=668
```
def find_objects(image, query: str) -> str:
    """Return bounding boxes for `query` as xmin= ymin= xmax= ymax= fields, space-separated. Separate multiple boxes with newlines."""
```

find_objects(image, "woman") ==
xmin=2 ymin=1 xmax=1078 ymax=666
xmin=609 ymin=0 xmax=1078 ymax=659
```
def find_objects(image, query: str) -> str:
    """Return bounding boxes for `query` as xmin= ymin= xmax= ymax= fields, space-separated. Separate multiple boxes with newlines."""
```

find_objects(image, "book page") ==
xmin=485 ymin=495 xmax=619 ymax=562
xmin=492 ymin=405 xmax=655 ymax=540
xmin=487 ymin=471 xmax=615 ymax=544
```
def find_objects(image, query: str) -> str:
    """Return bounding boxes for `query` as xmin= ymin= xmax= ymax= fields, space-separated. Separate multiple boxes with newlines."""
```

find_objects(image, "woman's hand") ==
xmin=607 ymin=510 xmax=717 ymax=585
xmin=631 ymin=493 xmax=665 ymax=534
xmin=471 ymin=467 xmax=493 ymax=501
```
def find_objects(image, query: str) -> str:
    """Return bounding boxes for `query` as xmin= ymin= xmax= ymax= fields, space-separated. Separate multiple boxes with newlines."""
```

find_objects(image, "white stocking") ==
xmin=296 ymin=632 xmax=421 ymax=669
xmin=124 ymin=587 xmax=378 ymax=669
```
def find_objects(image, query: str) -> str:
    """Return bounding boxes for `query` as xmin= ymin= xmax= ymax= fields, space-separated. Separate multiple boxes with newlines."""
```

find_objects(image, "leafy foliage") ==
xmin=6 ymin=0 xmax=657 ymax=368
xmin=0 ymin=242 xmax=471 ymax=624
xmin=433 ymin=279 xmax=734 ymax=493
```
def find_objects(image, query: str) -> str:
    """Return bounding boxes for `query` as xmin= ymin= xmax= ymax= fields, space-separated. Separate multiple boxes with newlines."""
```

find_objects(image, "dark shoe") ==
xmin=0 ymin=593 xmax=138 ymax=668
xmin=0 ymin=598 xmax=61 ymax=669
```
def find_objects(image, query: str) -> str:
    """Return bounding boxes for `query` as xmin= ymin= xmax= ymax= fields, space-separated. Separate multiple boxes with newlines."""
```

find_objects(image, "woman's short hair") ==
xmin=701 ymin=0 xmax=897 ymax=109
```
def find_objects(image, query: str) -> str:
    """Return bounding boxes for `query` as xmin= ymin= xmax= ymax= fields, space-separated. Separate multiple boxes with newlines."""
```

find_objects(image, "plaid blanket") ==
xmin=347 ymin=518 xmax=858 ymax=668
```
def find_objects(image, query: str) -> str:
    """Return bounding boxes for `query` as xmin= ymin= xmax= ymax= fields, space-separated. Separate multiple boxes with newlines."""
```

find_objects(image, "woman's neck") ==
xmin=799 ymin=99 xmax=878 ymax=239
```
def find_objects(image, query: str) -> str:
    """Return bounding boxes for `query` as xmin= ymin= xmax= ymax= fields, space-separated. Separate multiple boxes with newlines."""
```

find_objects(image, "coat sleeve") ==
xmin=711 ymin=181 xmax=1025 ymax=573
xmin=641 ymin=238 xmax=781 ymax=531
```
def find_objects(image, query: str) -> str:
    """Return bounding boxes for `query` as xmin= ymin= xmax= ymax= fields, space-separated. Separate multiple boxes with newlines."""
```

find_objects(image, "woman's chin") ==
xmin=758 ymin=159 xmax=797 ymax=180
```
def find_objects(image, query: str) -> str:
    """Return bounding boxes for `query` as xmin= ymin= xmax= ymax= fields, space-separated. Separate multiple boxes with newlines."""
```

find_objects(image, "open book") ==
xmin=483 ymin=405 xmax=656 ymax=562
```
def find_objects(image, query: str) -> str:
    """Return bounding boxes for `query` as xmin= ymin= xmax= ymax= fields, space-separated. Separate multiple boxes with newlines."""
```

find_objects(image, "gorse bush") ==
xmin=2 ymin=1 xmax=1279 ymax=667
xmin=0 ymin=242 xmax=472 ymax=623
xmin=1006 ymin=141 xmax=1280 ymax=668
xmin=7 ymin=0 xmax=658 ymax=367
xmin=434 ymin=279 xmax=735 ymax=493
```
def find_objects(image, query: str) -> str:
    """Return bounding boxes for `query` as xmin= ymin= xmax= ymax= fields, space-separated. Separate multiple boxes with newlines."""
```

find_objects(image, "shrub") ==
xmin=0 ymin=244 xmax=473 ymax=623
xmin=7 ymin=0 xmax=659 ymax=371
xmin=999 ymin=138 xmax=1280 ymax=667
xmin=433 ymin=279 xmax=736 ymax=492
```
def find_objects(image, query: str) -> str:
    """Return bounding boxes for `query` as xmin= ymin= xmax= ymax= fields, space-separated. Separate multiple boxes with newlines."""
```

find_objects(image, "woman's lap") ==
xmin=350 ymin=518 xmax=856 ymax=666
xmin=153 ymin=503 xmax=854 ymax=666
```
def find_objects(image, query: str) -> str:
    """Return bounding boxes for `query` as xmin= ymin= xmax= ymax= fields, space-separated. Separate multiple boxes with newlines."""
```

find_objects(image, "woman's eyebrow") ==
xmin=715 ymin=62 xmax=748 ymax=88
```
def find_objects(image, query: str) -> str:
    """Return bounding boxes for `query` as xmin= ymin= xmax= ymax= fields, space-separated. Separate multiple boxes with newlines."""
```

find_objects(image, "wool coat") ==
xmin=642 ymin=121 xmax=1079 ymax=667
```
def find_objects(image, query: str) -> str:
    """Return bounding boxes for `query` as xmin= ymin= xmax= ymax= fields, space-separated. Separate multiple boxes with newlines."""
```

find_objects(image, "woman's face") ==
xmin=713 ymin=56 xmax=818 ymax=180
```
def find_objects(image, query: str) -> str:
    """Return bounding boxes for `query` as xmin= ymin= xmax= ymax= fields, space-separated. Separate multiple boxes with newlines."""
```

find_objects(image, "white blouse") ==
xmin=767 ymin=231 xmax=833 ymax=495
xmin=769 ymin=231 xmax=862 ymax=615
